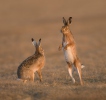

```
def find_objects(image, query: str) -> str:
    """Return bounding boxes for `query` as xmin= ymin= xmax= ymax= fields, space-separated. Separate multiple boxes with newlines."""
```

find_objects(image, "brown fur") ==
xmin=59 ymin=17 xmax=83 ymax=85
xmin=17 ymin=38 xmax=45 ymax=83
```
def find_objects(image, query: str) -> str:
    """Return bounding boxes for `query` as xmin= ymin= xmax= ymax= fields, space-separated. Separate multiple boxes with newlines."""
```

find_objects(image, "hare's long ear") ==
xmin=38 ymin=38 xmax=41 ymax=46
xmin=67 ymin=17 xmax=72 ymax=25
xmin=63 ymin=17 xmax=67 ymax=25
xmin=31 ymin=38 xmax=37 ymax=46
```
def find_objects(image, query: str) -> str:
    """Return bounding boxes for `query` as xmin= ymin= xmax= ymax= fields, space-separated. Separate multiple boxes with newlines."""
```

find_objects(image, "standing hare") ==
xmin=17 ymin=38 xmax=45 ymax=83
xmin=59 ymin=17 xmax=84 ymax=85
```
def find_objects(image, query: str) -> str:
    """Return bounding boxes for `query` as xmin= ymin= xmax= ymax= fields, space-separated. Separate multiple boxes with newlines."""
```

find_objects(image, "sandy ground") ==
xmin=0 ymin=0 xmax=106 ymax=100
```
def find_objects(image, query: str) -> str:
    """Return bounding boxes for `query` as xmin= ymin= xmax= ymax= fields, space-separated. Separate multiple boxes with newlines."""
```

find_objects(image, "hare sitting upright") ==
xmin=58 ymin=17 xmax=84 ymax=85
xmin=17 ymin=38 xmax=45 ymax=83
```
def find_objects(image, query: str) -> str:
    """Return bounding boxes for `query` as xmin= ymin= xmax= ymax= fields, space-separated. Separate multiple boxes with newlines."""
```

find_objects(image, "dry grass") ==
xmin=0 ymin=0 xmax=106 ymax=100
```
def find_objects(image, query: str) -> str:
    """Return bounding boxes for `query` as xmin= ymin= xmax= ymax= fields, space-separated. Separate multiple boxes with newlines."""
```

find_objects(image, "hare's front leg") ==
xmin=29 ymin=71 xmax=34 ymax=82
xmin=58 ymin=44 xmax=62 ymax=51
xmin=64 ymin=43 xmax=72 ymax=50
xmin=37 ymin=69 xmax=42 ymax=82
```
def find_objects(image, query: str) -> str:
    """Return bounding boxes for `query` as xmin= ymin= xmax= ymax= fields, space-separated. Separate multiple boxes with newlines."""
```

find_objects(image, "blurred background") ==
xmin=0 ymin=0 xmax=106 ymax=64
xmin=0 ymin=0 xmax=106 ymax=99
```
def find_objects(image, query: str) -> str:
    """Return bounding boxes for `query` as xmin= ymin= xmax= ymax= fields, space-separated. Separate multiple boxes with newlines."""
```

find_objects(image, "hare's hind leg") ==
xmin=67 ymin=62 xmax=75 ymax=83
xmin=74 ymin=59 xmax=83 ymax=85
xmin=23 ymin=80 xmax=27 ymax=83
xmin=37 ymin=69 xmax=42 ymax=82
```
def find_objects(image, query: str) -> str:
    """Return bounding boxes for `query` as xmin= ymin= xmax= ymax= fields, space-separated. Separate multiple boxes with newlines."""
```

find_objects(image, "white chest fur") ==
xmin=63 ymin=42 xmax=74 ymax=63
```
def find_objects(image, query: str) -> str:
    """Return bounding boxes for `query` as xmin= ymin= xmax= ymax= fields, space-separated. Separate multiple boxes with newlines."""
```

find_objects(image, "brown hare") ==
xmin=17 ymin=38 xmax=45 ymax=83
xmin=59 ymin=17 xmax=84 ymax=85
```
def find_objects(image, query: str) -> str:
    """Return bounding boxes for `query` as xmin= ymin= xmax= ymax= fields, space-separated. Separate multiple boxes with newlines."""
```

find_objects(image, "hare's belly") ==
xmin=64 ymin=48 xmax=74 ymax=63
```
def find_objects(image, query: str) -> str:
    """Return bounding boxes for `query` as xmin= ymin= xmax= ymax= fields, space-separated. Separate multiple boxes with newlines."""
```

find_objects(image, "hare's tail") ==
xmin=81 ymin=64 xmax=85 ymax=68
xmin=72 ymin=64 xmax=85 ymax=72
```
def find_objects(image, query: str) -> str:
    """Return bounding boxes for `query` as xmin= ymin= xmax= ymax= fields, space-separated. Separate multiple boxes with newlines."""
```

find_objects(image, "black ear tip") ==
xmin=31 ymin=38 xmax=34 ymax=42
xmin=39 ymin=38 xmax=41 ymax=41
xmin=63 ymin=17 xmax=65 ymax=19
xmin=69 ymin=17 xmax=72 ymax=19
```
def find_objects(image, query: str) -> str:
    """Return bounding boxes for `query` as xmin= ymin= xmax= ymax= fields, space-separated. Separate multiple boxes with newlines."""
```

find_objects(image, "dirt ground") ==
xmin=0 ymin=0 xmax=106 ymax=100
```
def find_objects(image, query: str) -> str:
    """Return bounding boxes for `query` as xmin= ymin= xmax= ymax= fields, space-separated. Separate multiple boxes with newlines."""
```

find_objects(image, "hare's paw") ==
xmin=58 ymin=46 xmax=62 ymax=51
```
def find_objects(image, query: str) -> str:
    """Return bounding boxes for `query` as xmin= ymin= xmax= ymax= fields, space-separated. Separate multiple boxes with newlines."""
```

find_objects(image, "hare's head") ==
xmin=61 ymin=17 xmax=72 ymax=34
xmin=31 ymin=38 xmax=44 ymax=55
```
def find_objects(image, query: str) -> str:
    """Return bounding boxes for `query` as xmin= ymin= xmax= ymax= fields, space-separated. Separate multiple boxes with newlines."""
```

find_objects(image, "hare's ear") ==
xmin=63 ymin=17 xmax=67 ymax=25
xmin=31 ymin=38 xmax=37 ymax=46
xmin=67 ymin=17 xmax=72 ymax=25
xmin=38 ymin=38 xmax=41 ymax=46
